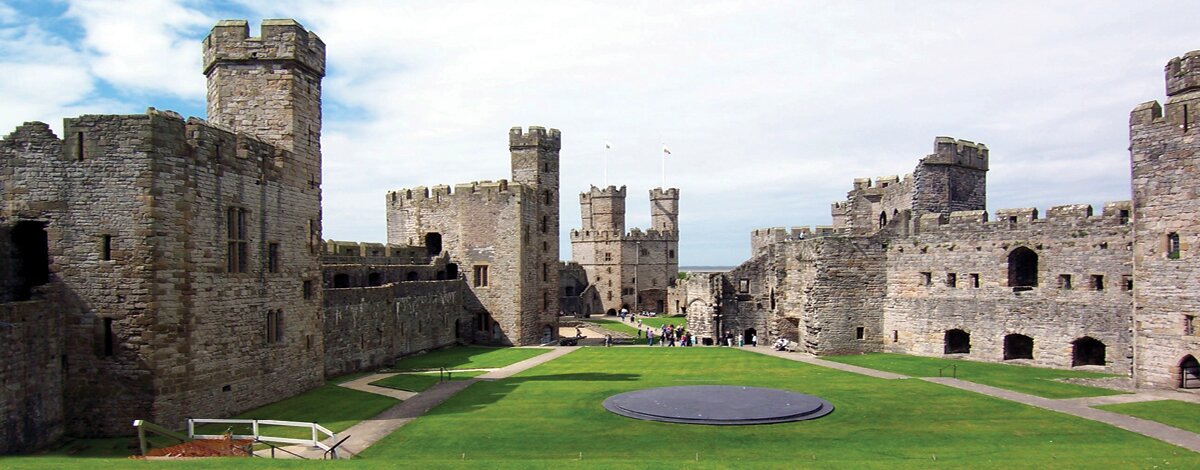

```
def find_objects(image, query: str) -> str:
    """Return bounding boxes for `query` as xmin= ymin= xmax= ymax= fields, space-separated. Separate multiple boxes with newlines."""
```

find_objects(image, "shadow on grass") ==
xmin=418 ymin=372 xmax=642 ymax=418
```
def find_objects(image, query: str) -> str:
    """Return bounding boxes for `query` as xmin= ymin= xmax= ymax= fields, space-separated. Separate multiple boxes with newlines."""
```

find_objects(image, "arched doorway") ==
xmin=12 ymin=221 xmax=49 ymax=301
xmin=542 ymin=325 xmax=554 ymax=343
xmin=878 ymin=211 xmax=888 ymax=229
xmin=425 ymin=232 xmax=442 ymax=257
xmin=944 ymin=329 xmax=970 ymax=354
xmin=1071 ymin=337 xmax=1105 ymax=366
xmin=1007 ymin=247 xmax=1038 ymax=291
xmin=1003 ymin=334 xmax=1034 ymax=360
xmin=1180 ymin=355 xmax=1200 ymax=389
xmin=491 ymin=321 xmax=502 ymax=341
xmin=333 ymin=273 xmax=350 ymax=288
xmin=744 ymin=328 xmax=757 ymax=346
xmin=367 ymin=272 xmax=383 ymax=287
xmin=606 ymin=308 xmax=617 ymax=316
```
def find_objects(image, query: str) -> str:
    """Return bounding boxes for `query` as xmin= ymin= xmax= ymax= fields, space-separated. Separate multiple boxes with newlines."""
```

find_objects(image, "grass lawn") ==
xmin=10 ymin=348 xmax=1195 ymax=469
xmin=579 ymin=318 xmax=641 ymax=335
xmin=1096 ymin=400 xmax=1200 ymax=434
xmin=371 ymin=370 xmax=486 ymax=392
xmin=581 ymin=317 xmax=687 ymax=336
xmin=356 ymin=347 xmax=1197 ymax=468
xmin=26 ymin=382 xmax=397 ymax=463
xmin=824 ymin=353 xmax=1122 ymax=399
xmin=390 ymin=346 xmax=550 ymax=371
xmin=637 ymin=316 xmax=686 ymax=329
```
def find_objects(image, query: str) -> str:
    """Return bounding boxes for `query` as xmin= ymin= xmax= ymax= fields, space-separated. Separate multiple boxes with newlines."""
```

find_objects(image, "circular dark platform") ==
xmin=602 ymin=385 xmax=833 ymax=425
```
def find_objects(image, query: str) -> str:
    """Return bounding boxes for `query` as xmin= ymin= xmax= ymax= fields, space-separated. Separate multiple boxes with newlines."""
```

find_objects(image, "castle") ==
xmin=3 ymin=14 xmax=1200 ymax=457
xmin=669 ymin=50 xmax=1200 ymax=390
xmin=0 ymin=19 xmax=558 ymax=453
xmin=564 ymin=185 xmax=680 ymax=315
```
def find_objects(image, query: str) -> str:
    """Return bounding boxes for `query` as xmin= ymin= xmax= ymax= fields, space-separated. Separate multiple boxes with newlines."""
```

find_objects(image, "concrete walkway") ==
xmin=924 ymin=377 xmax=1200 ymax=453
xmin=336 ymin=373 xmax=419 ymax=400
xmin=258 ymin=346 xmax=578 ymax=459
xmin=743 ymin=347 xmax=1200 ymax=453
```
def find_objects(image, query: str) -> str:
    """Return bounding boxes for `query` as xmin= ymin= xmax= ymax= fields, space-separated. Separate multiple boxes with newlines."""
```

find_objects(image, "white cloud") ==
xmin=5 ymin=1 xmax=1200 ymax=265
xmin=64 ymin=0 xmax=211 ymax=99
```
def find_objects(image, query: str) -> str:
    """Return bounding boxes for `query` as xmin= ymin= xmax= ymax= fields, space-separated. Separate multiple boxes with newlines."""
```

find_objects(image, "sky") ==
xmin=1 ymin=0 xmax=1198 ymax=266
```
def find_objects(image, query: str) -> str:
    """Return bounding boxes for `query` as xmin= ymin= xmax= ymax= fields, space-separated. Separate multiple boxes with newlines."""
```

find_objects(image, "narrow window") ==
xmin=1119 ymin=210 xmax=1130 ymax=225
xmin=266 ymin=310 xmax=277 ymax=344
xmin=640 ymin=248 xmax=649 ymax=256
xmin=668 ymin=249 xmax=675 ymax=259
xmin=739 ymin=279 xmax=750 ymax=293
xmin=604 ymin=252 xmax=612 ymax=262
xmin=303 ymin=280 xmax=313 ymax=299
xmin=103 ymin=318 xmax=114 ymax=356
xmin=275 ymin=310 xmax=284 ymax=343
xmin=1168 ymin=232 xmax=1181 ymax=259
xmin=1059 ymin=274 xmax=1072 ymax=290
xmin=855 ymin=327 xmax=865 ymax=340
xmin=946 ymin=273 xmax=957 ymax=288
xmin=1007 ymin=247 xmax=1038 ymax=291
xmin=607 ymin=291 xmax=613 ymax=301
xmin=542 ymin=263 xmax=549 ymax=282
xmin=920 ymin=272 xmax=932 ymax=287
xmin=268 ymin=242 xmax=280 ymax=273
xmin=1187 ymin=315 xmax=1197 ymax=336
xmin=307 ymin=219 xmax=317 ymax=254
xmin=540 ymin=215 xmax=548 ymax=233
xmin=543 ymin=241 xmax=548 ymax=252
xmin=969 ymin=273 xmax=980 ymax=288
xmin=1008 ymin=216 xmax=1018 ymax=224
xmin=1123 ymin=275 xmax=1133 ymax=292
xmin=1185 ymin=103 xmax=1190 ymax=132
xmin=1098 ymin=242 xmax=1108 ymax=250
xmin=76 ymin=132 xmax=85 ymax=161
xmin=543 ymin=292 xmax=550 ymax=309
xmin=1091 ymin=275 xmax=1105 ymax=291
xmin=473 ymin=265 xmax=489 ymax=287
xmin=101 ymin=234 xmax=112 ymax=261
xmin=227 ymin=207 xmax=248 ymax=273
xmin=543 ymin=190 xmax=551 ymax=205
xmin=892 ymin=330 xmax=898 ymax=343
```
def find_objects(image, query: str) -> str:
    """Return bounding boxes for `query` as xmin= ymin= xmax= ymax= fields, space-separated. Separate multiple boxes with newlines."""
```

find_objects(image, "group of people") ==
xmin=641 ymin=323 xmax=695 ymax=347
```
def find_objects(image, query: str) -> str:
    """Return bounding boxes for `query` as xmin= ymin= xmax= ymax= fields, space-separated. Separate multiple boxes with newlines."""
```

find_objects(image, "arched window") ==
xmin=1168 ymin=232 xmax=1181 ymax=259
xmin=332 ymin=273 xmax=350 ymax=288
xmin=1007 ymin=247 xmax=1038 ymax=291
xmin=944 ymin=329 xmax=970 ymax=354
xmin=1003 ymin=334 xmax=1034 ymax=360
xmin=879 ymin=211 xmax=888 ymax=229
xmin=1071 ymin=337 xmax=1105 ymax=367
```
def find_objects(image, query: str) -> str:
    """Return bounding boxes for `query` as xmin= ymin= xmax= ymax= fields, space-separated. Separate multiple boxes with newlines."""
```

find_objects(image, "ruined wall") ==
xmin=1131 ymin=50 xmax=1200 ymax=388
xmin=789 ymin=236 xmax=888 ymax=355
xmin=884 ymin=204 xmax=1134 ymax=373
xmin=558 ymin=261 xmax=602 ymax=316
xmin=323 ymin=280 xmax=467 ymax=377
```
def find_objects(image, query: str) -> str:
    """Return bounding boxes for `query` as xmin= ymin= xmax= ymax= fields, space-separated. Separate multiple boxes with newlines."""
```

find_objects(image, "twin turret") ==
xmin=578 ymin=185 xmax=679 ymax=234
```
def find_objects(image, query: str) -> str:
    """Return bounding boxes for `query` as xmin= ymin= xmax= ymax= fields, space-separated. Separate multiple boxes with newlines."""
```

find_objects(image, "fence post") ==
xmin=188 ymin=419 xmax=195 ymax=438
xmin=252 ymin=419 xmax=260 ymax=438
xmin=312 ymin=423 xmax=318 ymax=447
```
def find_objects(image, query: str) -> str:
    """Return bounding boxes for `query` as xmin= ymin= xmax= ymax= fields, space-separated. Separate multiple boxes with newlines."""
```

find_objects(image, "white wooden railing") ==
xmin=187 ymin=418 xmax=336 ymax=452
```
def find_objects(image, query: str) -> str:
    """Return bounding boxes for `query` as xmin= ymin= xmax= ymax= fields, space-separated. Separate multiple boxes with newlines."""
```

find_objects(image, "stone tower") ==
xmin=581 ymin=185 xmax=627 ymax=232
xmin=1131 ymin=50 xmax=1200 ymax=389
xmin=650 ymin=187 xmax=679 ymax=232
xmin=912 ymin=137 xmax=988 ymax=216
xmin=509 ymin=126 xmax=561 ymax=336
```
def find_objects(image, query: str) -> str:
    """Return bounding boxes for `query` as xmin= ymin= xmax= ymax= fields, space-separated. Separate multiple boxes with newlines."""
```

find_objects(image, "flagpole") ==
xmin=604 ymin=144 xmax=608 ymax=187
xmin=661 ymin=144 xmax=667 ymax=189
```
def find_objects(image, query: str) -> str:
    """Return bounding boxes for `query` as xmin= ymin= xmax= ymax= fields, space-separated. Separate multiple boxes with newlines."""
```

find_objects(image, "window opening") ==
xmin=101 ymin=234 xmax=112 ymax=261
xmin=227 ymin=207 xmax=248 ymax=273
xmin=268 ymin=242 xmax=280 ymax=273
xmin=368 ymin=272 xmax=383 ymax=287
xmin=76 ymin=132 xmax=85 ymax=161
xmin=1091 ymin=275 xmax=1105 ymax=291
xmin=333 ymin=273 xmax=350 ymax=288
xmin=1168 ymin=232 xmax=1181 ymax=259
xmin=425 ymin=232 xmax=442 ymax=257
xmin=1058 ymin=274 xmax=1072 ymax=290
xmin=944 ymin=329 xmax=970 ymax=354
xmin=920 ymin=272 xmax=932 ymax=286
xmin=1007 ymin=247 xmax=1038 ymax=291
xmin=946 ymin=273 xmax=957 ymax=288
xmin=1003 ymin=334 xmax=1034 ymax=360
xmin=1072 ymin=337 xmax=1106 ymax=367
xmin=303 ymin=280 xmax=313 ymax=299
xmin=103 ymin=318 xmax=115 ymax=356
xmin=969 ymin=273 xmax=980 ymax=288
xmin=855 ymin=327 xmax=865 ymax=340
xmin=473 ymin=265 xmax=489 ymax=287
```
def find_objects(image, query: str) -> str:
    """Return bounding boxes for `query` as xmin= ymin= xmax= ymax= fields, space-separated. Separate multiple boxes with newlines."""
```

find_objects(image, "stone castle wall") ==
xmin=885 ymin=203 xmax=1134 ymax=373
xmin=323 ymin=280 xmax=468 ymax=377
xmin=1131 ymin=50 xmax=1200 ymax=388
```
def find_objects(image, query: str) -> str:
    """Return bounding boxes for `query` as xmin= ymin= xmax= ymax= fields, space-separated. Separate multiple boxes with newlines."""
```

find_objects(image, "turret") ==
xmin=580 ymin=185 xmax=626 ymax=233
xmin=911 ymin=136 xmax=988 ymax=216
xmin=650 ymin=187 xmax=679 ymax=232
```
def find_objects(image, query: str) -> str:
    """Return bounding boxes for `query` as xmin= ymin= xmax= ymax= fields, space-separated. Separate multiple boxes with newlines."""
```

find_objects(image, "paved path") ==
xmin=336 ymin=373 xmax=418 ymax=400
xmin=924 ymin=377 xmax=1200 ymax=453
xmin=741 ymin=347 xmax=910 ymax=380
xmin=743 ymin=347 xmax=1200 ymax=453
xmin=258 ymin=347 xmax=577 ymax=459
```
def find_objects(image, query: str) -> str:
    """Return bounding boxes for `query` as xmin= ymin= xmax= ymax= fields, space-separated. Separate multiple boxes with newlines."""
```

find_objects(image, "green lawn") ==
xmin=579 ymin=318 xmax=641 ymax=335
xmin=371 ymin=371 xmax=485 ymax=392
xmin=581 ymin=317 xmax=686 ymax=336
xmin=825 ymin=353 xmax=1123 ymax=399
xmin=356 ymin=347 xmax=1196 ymax=468
xmin=636 ymin=316 xmax=686 ymax=329
xmin=1097 ymin=400 xmax=1200 ymax=434
xmin=390 ymin=346 xmax=550 ymax=371
xmin=29 ymin=383 xmax=397 ymax=462
xmin=9 ymin=348 xmax=1196 ymax=469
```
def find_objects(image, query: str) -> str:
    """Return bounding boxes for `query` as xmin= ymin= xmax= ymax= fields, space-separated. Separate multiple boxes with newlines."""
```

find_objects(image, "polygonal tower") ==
xmin=510 ymin=126 xmax=561 ymax=330
xmin=581 ymin=185 xmax=627 ymax=232
xmin=650 ymin=187 xmax=679 ymax=233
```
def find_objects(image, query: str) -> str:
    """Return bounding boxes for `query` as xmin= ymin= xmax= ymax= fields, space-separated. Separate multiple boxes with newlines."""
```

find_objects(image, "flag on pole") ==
xmin=605 ymin=142 xmax=612 ymax=149
xmin=662 ymin=145 xmax=671 ymax=156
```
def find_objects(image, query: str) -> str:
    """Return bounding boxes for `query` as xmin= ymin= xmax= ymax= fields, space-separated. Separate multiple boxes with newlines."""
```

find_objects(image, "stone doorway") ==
xmin=1003 ymin=334 xmax=1034 ymax=360
xmin=1180 ymin=355 xmax=1200 ymax=389
xmin=1071 ymin=337 xmax=1105 ymax=367
xmin=944 ymin=329 xmax=970 ymax=354
xmin=743 ymin=328 xmax=757 ymax=346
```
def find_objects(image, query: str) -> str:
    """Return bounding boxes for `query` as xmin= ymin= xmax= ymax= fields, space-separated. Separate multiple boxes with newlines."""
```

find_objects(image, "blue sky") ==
xmin=2 ymin=0 xmax=1199 ymax=266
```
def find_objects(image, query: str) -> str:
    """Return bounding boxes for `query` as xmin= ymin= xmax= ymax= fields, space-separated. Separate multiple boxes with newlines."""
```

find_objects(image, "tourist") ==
xmin=605 ymin=334 xmax=613 ymax=347
xmin=648 ymin=329 xmax=654 ymax=346
xmin=575 ymin=326 xmax=582 ymax=338
xmin=738 ymin=335 xmax=744 ymax=347
xmin=752 ymin=333 xmax=758 ymax=347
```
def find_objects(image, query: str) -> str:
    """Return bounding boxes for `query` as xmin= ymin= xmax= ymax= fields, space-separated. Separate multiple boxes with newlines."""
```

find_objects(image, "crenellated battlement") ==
xmin=203 ymin=19 xmax=325 ymax=77
xmin=580 ymin=184 xmax=627 ymax=200
xmin=914 ymin=201 xmax=1133 ymax=236
xmin=570 ymin=228 xmax=678 ymax=242
xmin=848 ymin=174 xmax=912 ymax=191
xmin=387 ymin=179 xmax=531 ymax=208
xmin=650 ymin=187 xmax=679 ymax=199
xmin=921 ymin=136 xmax=988 ymax=170
xmin=1166 ymin=50 xmax=1200 ymax=97
xmin=509 ymin=126 xmax=562 ymax=150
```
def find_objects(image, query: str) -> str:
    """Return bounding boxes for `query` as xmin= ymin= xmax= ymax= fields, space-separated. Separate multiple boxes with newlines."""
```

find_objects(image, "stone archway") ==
xmin=1007 ymin=247 xmax=1038 ymax=291
xmin=944 ymin=329 xmax=970 ymax=354
xmin=743 ymin=328 xmax=757 ymax=346
xmin=1071 ymin=337 xmax=1105 ymax=367
xmin=1180 ymin=355 xmax=1200 ymax=389
xmin=1003 ymin=334 xmax=1034 ymax=360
